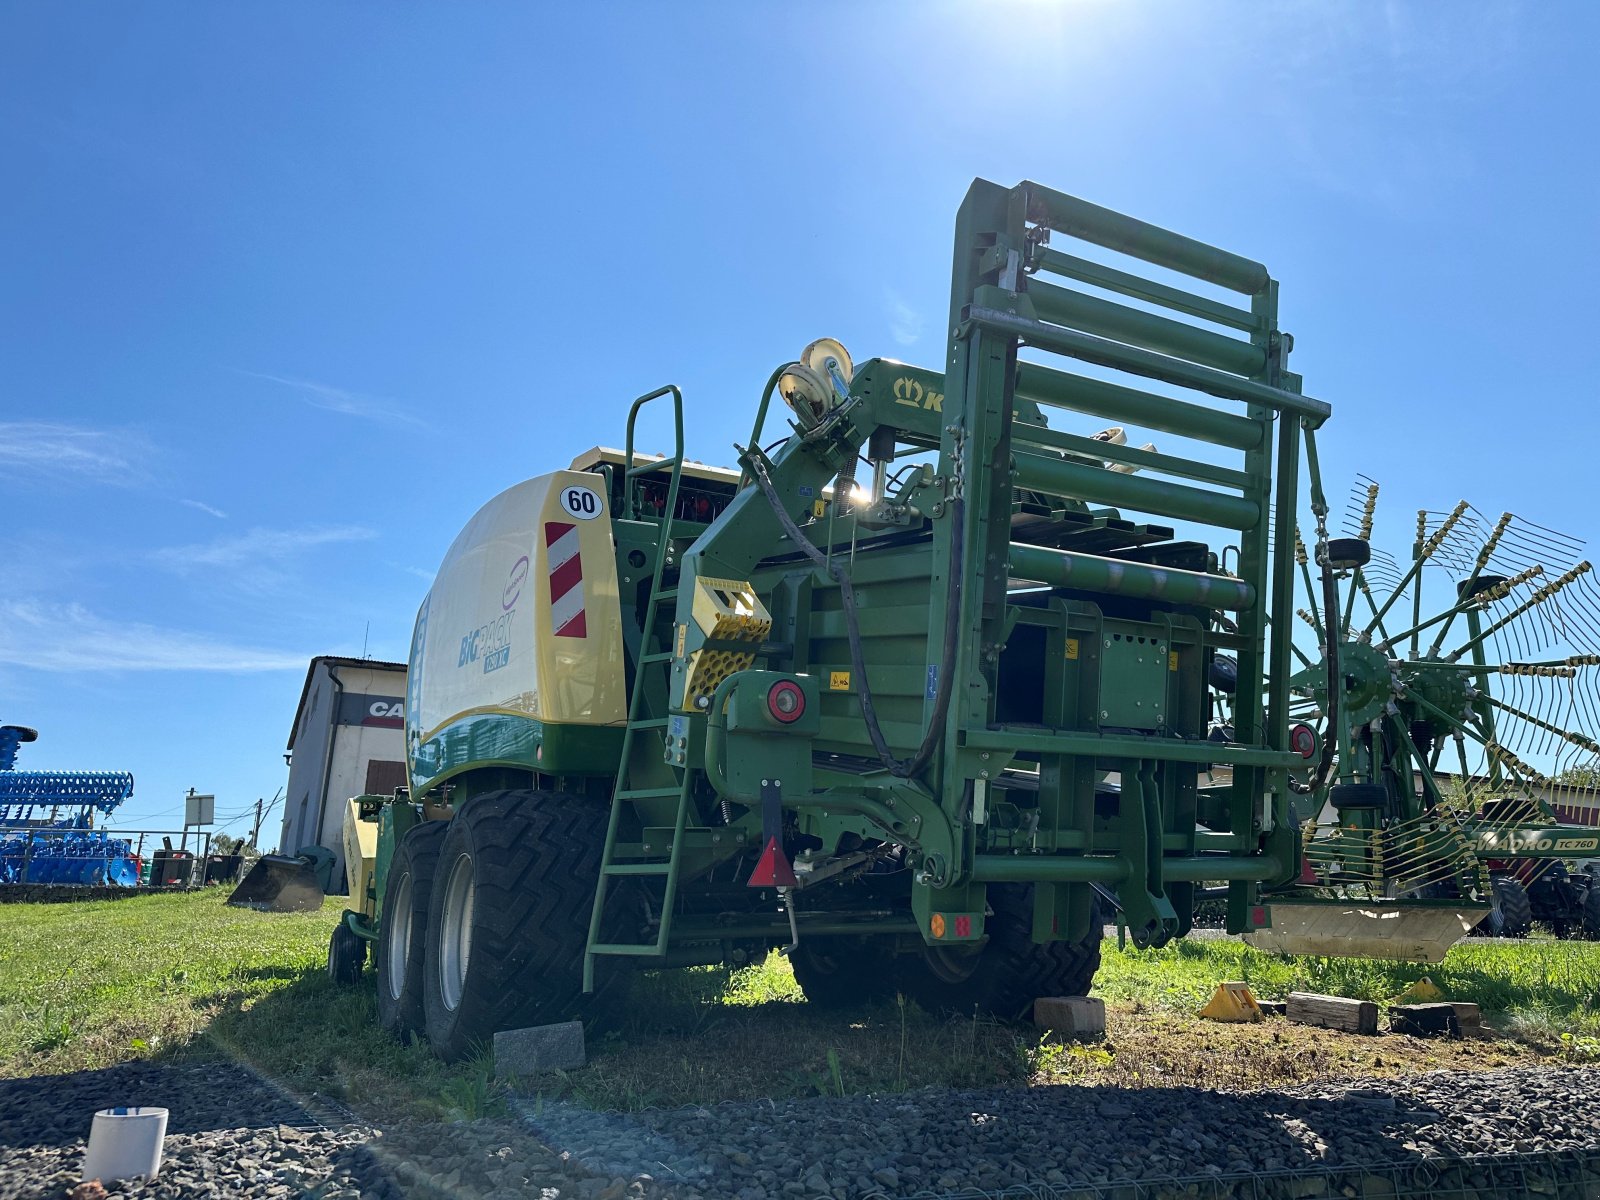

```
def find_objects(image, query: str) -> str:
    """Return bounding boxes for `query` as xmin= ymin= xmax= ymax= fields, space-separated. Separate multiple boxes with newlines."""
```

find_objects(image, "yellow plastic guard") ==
xmin=683 ymin=577 xmax=772 ymax=709
xmin=1392 ymin=976 xmax=1446 ymax=1005
xmin=1199 ymin=981 xmax=1264 ymax=1023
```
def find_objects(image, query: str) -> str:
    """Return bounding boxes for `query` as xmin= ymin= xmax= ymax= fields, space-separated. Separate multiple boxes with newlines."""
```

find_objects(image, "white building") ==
xmin=278 ymin=656 xmax=408 ymax=888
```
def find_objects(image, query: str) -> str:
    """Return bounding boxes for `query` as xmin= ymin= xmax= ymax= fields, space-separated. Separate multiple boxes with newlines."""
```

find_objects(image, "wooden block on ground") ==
xmin=1286 ymin=992 xmax=1379 ymax=1036
xmin=493 ymin=1020 xmax=586 ymax=1078
xmin=1034 ymin=996 xmax=1106 ymax=1038
xmin=1451 ymin=1001 xmax=1483 ymax=1035
xmin=1390 ymin=1002 xmax=1462 ymax=1038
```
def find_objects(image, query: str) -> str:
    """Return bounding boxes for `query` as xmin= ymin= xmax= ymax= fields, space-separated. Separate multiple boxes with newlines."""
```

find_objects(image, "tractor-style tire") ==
xmin=1582 ymin=878 xmax=1600 ymax=941
xmin=421 ymin=790 xmax=613 ymax=1063
xmin=327 ymin=918 xmax=367 ymax=985
xmin=790 ymin=938 xmax=902 ymax=1008
xmin=1491 ymin=875 xmax=1534 ymax=939
xmin=898 ymin=884 xmax=1102 ymax=1021
xmin=375 ymin=819 xmax=448 ymax=1040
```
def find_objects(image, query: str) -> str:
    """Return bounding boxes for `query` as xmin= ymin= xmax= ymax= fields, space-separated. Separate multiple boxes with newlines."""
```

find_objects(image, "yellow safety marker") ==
xmin=1391 ymin=976 xmax=1446 ymax=1005
xmin=1199 ymin=981 xmax=1264 ymax=1023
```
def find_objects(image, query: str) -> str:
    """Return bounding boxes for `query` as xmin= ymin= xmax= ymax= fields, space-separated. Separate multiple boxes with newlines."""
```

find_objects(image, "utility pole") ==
xmin=250 ymin=798 xmax=264 ymax=849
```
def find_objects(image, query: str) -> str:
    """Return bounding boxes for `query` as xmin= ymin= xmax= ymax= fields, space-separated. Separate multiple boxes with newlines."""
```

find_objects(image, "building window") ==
xmin=365 ymin=759 xmax=407 ymax=797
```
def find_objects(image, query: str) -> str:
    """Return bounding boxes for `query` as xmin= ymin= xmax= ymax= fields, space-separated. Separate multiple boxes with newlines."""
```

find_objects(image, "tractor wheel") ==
xmin=898 ymin=885 xmax=1102 ymax=1021
xmin=1491 ymin=875 xmax=1534 ymax=938
xmin=375 ymin=819 xmax=448 ymax=1040
xmin=790 ymin=938 xmax=902 ymax=1008
xmin=1582 ymin=878 xmax=1600 ymax=941
xmin=421 ymin=789 xmax=614 ymax=1063
xmin=327 ymin=917 xmax=367 ymax=985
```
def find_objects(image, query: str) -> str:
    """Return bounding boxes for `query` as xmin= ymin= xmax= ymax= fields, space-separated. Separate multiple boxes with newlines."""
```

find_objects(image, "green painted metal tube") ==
xmin=974 ymin=306 xmax=1332 ymax=426
xmin=1012 ymin=450 xmax=1260 ymax=531
xmin=1021 ymin=182 xmax=1271 ymax=295
xmin=970 ymin=853 xmax=1284 ymax=884
xmin=1031 ymin=247 xmax=1260 ymax=333
xmin=1014 ymin=421 xmax=1252 ymax=490
xmin=670 ymin=917 xmax=920 ymax=940
xmin=963 ymin=726 xmax=1304 ymax=769
xmin=1028 ymin=279 xmax=1266 ymax=377
xmin=972 ymin=854 xmax=1126 ymax=883
xmin=1014 ymin=363 xmax=1262 ymax=451
xmin=1008 ymin=543 xmax=1257 ymax=610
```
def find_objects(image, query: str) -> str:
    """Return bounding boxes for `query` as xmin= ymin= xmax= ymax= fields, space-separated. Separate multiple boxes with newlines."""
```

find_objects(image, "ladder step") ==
xmin=603 ymin=862 xmax=673 ymax=876
xmin=616 ymin=786 xmax=682 ymax=799
xmin=639 ymin=651 xmax=675 ymax=664
xmin=627 ymin=718 xmax=672 ymax=730
xmin=589 ymin=942 xmax=668 ymax=957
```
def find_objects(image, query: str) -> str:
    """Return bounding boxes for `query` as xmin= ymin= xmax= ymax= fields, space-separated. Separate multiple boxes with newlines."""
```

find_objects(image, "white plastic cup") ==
xmin=81 ymin=1106 xmax=168 ymax=1182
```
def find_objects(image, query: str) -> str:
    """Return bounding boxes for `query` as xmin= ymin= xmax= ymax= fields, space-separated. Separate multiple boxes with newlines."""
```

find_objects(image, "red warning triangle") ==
xmin=1298 ymin=854 xmax=1320 ymax=885
xmin=747 ymin=836 xmax=798 ymax=888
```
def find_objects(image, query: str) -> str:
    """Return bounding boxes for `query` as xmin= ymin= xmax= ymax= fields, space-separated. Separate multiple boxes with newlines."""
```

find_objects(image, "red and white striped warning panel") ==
xmin=544 ymin=522 xmax=587 ymax=638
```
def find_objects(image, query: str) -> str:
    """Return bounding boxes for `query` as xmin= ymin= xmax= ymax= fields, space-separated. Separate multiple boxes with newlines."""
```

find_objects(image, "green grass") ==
xmin=0 ymin=890 xmax=499 ymax=1120
xmin=1096 ymin=935 xmax=1600 ymax=1038
xmin=3 ymin=890 xmax=1599 ymax=1119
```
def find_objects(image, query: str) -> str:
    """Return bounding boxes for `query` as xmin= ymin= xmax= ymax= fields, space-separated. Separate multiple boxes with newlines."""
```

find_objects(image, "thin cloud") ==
xmin=887 ymin=291 xmax=924 ymax=347
xmin=152 ymin=525 xmax=376 ymax=572
xmin=180 ymin=498 xmax=228 ymax=519
xmin=240 ymin=370 xmax=430 ymax=429
xmin=0 ymin=601 xmax=304 ymax=672
xmin=0 ymin=422 xmax=153 ymax=484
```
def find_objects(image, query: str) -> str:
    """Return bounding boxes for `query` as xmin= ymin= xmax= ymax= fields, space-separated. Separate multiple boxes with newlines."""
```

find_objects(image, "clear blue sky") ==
xmin=3 ymin=2 xmax=1597 ymax=840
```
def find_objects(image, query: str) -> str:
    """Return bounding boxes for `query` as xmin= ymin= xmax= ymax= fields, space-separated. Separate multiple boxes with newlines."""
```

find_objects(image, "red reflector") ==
xmin=1298 ymin=854 xmax=1319 ymax=885
xmin=954 ymin=915 xmax=972 ymax=938
xmin=747 ymin=836 xmax=798 ymax=887
xmin=767 ymin=680 xmax=805 ymax=724
xmin=1250 ymin=905 xmax=1268 ymax=927
xmin=1290 ymin=723 xmax=1318 ymax=759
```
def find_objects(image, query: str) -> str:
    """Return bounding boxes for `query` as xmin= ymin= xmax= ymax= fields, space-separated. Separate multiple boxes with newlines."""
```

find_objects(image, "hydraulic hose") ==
xmin=748 ymin=452 xmax=963 ymax=780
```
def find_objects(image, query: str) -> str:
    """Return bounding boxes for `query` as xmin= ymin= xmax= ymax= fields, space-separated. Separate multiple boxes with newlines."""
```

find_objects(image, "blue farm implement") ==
xmin=0 ymin=724 xmax=140 ymax=887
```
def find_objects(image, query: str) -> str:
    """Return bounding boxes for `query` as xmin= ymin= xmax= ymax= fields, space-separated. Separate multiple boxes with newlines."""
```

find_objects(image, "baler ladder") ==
xmin=585 ymin=386 xmax=695 ymax=989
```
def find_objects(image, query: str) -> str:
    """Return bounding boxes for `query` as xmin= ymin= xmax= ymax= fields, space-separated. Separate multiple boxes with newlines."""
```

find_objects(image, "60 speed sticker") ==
xmin=560 ymin=485 xmax=603 ymax=520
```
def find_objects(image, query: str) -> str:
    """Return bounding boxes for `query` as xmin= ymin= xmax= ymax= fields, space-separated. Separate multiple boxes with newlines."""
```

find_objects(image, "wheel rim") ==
xmin=385 ymin=869 xmax=413 ymax=1001
xmin=439 ymin=852 xmax=476 ymax=1012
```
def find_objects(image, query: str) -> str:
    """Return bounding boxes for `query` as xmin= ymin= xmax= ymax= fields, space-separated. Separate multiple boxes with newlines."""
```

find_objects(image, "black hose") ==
xmin=749 ymin=454 xmax=963 ymax=780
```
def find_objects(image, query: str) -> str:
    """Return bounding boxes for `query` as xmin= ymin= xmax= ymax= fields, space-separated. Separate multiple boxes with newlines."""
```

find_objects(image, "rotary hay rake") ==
xmin=1246 ymin=480 xmax=1600 ymax=956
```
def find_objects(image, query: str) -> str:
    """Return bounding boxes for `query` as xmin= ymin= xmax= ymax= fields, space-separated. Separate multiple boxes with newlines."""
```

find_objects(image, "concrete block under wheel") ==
xmin=493 ymin=1021 xmax=586 ymax=1078
xmin=1033 ymin=996 xmax=1106 ymax=1038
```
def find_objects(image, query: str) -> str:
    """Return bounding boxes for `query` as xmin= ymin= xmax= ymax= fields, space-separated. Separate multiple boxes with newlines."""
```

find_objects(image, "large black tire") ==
xmin=898 ymin=885 xmax=1102 ymax=1021
xmin=790 ymin=938 xmax=902 ymax=1008
xmin=1581 ymin=877 xmax=1600 ymax=941
xmin=327 ymin=918 xmax=367 ymax=985
xmin=375 ymin=819 xmax=448 ymax=1040
xmin=421 ymin=790 xmax=613 ymax=1063
xmin=1491 ymin=875 xmax=1534 ymax=938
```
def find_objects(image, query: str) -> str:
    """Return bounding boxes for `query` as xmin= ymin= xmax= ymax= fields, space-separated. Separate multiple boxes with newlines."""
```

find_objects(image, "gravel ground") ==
xmin=3 ymin=1063 xmax=1599 ymax=1199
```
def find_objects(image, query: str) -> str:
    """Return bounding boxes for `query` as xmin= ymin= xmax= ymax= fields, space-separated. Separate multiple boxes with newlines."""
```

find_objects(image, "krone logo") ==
xmin=504 ymin=555 xmax=530 ymax=611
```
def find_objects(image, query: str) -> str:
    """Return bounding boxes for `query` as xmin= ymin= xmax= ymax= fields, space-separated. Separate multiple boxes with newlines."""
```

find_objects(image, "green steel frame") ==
xmin=582 ymin=178 xmax=1333 ymax=978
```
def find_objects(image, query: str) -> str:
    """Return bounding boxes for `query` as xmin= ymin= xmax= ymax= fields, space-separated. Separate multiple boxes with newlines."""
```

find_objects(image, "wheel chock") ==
xmin=1199 ymin=980 xmax=1264 ymax=1023
xmin=1391 ymin=976 xmax=1446 ymax=1005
